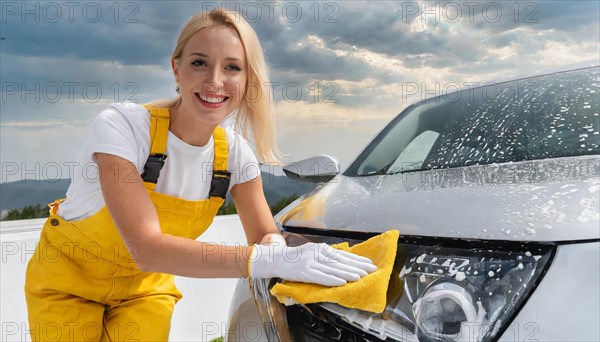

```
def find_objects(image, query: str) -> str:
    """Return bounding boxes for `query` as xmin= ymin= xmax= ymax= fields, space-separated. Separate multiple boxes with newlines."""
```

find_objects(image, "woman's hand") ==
xmin=249 ymin=242 xmax=377 ymax=287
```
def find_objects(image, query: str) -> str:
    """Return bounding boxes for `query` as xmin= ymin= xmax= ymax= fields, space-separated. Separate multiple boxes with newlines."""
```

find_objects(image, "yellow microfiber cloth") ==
xmin=270 ymin=229 xmax=400 ymax=313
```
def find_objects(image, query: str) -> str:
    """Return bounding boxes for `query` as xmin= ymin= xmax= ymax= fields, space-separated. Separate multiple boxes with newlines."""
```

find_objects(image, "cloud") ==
xmin=1 ymin=0 xmax=598 ymax=177
xmin=0 ymin=1 xmax=191 ymax=65
xmin=275 ymin=101 xmax=393 ymax=166
xmin=0 ymin=52 xmax=174 ymax=122
xmin=262 ymin=1 xmax=598 ymax=76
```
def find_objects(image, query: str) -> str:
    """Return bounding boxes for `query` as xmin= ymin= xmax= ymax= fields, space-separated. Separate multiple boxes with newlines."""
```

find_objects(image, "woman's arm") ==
xmin=230 ymin=175 xmax=284 ymax=245
xmin=96 ymin=152 xmax=253 ymax=278
xmin=96 ymin=152 xmax=376 ymax=284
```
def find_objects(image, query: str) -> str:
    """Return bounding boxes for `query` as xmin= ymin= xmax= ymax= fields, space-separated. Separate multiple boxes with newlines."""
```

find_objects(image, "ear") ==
xmin=171 ymin=58 xmax=180 ymax=85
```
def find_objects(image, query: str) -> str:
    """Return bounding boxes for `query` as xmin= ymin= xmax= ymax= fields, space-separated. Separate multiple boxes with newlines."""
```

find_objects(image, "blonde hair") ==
xmin=148 ymin=9 xmax=281 ymax=164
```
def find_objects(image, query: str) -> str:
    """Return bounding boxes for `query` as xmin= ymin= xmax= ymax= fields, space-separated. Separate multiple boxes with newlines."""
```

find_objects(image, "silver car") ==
xmin=226 ymin=66 xmax=600 ymax=342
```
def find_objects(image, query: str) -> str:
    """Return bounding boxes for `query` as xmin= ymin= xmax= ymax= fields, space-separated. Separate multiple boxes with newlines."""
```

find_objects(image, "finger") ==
xmin=305 ymin=269 xmax=348 ymax=287
xmin=319 ymin=244 xmax=374 ymax=264
xmin=335 ymin=249 xmax=377 ymax=266
xmin=318 ymin=259 xmax=369 ymax=277
xmin=319 ymin=247 xmax=377 ymax=273
xmin=313 ymin=262 xmax=361 ymax=282
xmin=335 ymin=252 xmax=378 ymax=273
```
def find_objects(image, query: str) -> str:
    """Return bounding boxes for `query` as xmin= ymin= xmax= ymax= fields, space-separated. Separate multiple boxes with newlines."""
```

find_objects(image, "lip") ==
xmin=195 ymin=93 xmax=229 ymax=109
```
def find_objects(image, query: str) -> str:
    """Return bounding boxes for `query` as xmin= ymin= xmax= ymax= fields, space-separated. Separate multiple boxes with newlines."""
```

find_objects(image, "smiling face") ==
xmin=172 ymin=25 xmax=247 ymax=128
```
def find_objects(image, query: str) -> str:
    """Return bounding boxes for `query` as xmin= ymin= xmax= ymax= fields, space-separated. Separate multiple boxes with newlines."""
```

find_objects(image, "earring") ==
xmin=175 ymin=84 xmax=180 ymax=94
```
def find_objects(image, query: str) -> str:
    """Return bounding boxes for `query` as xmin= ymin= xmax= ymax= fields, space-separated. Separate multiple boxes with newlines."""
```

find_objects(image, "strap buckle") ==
xmin=210 ymin=170 xmax=231 ymax=199
xmin=141 ymin=153 xmax=167 ymax=184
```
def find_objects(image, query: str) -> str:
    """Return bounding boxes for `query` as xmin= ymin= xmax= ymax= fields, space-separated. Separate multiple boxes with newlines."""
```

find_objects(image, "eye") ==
xmin=226 ymin=65 xmax=242 ymax=72
xmin=191 ymin=59 xmax=207 ymax=67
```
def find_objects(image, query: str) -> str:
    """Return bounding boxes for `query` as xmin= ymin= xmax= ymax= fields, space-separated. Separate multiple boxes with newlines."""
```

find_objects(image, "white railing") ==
xmin=0 ymin=215 xmax=246 ymax=342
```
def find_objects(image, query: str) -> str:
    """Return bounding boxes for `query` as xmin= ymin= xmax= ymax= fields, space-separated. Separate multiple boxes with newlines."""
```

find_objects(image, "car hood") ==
xmin=278 ymin=155 xmax=600 ymax=242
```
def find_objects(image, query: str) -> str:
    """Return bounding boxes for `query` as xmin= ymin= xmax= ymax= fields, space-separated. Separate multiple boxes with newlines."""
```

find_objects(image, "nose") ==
xmin=204 ymin=66 xmax=224 ymax=93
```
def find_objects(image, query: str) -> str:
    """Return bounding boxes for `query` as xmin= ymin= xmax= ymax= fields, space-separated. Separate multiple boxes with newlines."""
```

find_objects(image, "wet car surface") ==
xmin=226 ymin=66 xmax=600 ymax=342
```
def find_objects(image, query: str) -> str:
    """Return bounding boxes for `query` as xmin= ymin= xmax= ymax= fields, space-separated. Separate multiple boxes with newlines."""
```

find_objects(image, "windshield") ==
xmin=346 ymin=67 xmax=600 ymax=176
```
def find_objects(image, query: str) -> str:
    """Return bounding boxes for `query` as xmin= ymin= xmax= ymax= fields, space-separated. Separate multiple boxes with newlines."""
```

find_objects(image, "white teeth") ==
xmin=198 ymin=94 xmax=225 ymax=103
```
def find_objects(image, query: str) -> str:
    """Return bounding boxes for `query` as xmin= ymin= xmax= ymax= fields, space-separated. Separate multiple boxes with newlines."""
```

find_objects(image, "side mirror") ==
xmin=283 ymin=155 xmax=340 ymax=183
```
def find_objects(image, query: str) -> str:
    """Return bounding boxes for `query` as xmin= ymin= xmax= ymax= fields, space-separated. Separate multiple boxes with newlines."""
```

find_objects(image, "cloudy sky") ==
xmin=1 ymin=0 xmax=599 ymax=183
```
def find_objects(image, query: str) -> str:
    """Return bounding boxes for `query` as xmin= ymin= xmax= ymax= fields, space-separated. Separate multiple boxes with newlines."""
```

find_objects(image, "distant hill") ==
xmin=0 ymin=179 xmax=71 ymax=213
xmin=0 ymin=173 xmax=314 ymax=212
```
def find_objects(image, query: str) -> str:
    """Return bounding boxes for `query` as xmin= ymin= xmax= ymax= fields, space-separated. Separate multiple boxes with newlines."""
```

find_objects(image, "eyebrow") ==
xmin=189 ymin=52 xmax=243 ymax=62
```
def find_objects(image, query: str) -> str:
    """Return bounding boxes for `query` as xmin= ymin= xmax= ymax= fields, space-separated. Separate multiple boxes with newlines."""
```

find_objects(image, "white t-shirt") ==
xmin=57 ymin=102 xmax=261 ymax=221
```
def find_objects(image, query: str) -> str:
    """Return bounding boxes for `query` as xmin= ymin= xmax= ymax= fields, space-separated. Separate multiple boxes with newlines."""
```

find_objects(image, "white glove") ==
xmin=249 ymin=242 xmax=377 ymax=286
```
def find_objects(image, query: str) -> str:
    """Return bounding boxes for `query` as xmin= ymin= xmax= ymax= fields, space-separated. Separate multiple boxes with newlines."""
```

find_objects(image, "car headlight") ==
xmin=251 ymin=232 xmax=554 ymax=342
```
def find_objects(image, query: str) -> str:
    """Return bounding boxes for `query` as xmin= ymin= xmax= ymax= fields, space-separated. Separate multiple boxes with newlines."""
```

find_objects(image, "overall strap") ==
xmin=141 ymin=104 xmax=231 ymax=198
xmin=141 ymin=104 xmax=170 ymax=191
xmin=210 ymin=127 xmax=231 ymax=200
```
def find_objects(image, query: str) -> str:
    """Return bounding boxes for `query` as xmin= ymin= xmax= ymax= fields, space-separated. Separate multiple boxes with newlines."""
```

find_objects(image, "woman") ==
xmin=25 ymin=8 xmax=376 ymax=341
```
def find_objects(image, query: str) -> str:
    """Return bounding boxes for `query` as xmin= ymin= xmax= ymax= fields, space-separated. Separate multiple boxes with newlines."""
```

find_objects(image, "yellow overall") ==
xmin=25 ymin=105 xmax=230 ymax=341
